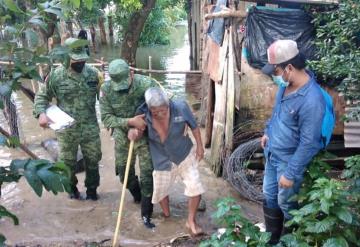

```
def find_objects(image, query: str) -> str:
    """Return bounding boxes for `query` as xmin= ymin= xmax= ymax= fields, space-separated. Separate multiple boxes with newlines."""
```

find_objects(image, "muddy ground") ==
xmin=0 ymin=94 xmax=262 ymax=247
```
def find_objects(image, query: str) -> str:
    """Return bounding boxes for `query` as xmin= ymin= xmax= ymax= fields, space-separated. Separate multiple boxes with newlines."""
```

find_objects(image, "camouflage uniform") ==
xmin=33 ymin=38 xmax=102 ymax=197
xmin=99 ymin=59 xmax=157 ymax=228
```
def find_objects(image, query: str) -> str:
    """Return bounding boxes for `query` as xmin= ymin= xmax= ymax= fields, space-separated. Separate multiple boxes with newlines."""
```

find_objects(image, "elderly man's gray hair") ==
xmin=145 ymin=87 xmax=169 ymax=108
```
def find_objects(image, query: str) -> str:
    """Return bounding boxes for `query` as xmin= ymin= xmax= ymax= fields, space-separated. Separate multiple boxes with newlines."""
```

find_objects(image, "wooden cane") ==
xmin=112 ymin=140 xmax=135 ymax=247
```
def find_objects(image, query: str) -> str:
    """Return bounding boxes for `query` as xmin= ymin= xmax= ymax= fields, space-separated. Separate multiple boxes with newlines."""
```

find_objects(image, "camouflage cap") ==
xmin=64 ymin=37 xmax=89 ymax=61
xmin=108 ymin=59 xmax=130 ymax=91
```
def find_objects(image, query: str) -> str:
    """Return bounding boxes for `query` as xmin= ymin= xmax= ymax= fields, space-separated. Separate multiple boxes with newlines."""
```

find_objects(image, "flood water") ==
xmin=0 ymin=25 xmax=262 ymax=246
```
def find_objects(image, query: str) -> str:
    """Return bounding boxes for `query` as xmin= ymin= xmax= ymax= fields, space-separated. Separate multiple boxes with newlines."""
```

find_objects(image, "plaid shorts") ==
xmin=152 ymin=152 xmax=205 ymax=204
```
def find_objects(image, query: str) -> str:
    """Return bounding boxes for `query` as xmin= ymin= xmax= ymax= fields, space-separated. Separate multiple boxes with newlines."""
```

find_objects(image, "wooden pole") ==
xmin=0 ymin=61 xmax=202 ymax=74
xmin=148 ymin=56 xmax=152 ymax=78
xmin=112 ymin=140 xmax=134 ymax=247
xmin=0 ymin=126 xmax=39 ymax=159
xmin=204 ymin=10 xmax=247 ymax=20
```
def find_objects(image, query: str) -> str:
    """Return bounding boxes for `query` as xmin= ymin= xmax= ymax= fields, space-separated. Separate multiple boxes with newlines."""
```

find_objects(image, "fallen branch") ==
xmin=0 ymin=126 xmax=39 ymax=159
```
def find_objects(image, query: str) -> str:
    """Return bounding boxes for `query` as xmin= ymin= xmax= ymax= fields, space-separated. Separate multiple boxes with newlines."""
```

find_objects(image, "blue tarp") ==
xmin=207 ymin=0 xmax=227 ymax=46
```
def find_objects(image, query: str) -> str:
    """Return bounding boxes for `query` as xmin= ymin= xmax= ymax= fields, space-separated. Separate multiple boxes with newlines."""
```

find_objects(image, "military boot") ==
xmin=141 ymin=196 xmax=155 ymax=229
xmin=69 ymin=185 xmax=81 ymax=200
xmin=129 ymin=177 xmax=141 ymax=203
xmin=86 ymin=187 xmax=98 ymax=201
xmin=263 ymin=202 xmax=284 ymax=245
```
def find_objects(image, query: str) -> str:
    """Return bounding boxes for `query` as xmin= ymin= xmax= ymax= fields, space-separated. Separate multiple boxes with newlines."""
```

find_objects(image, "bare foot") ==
xmin=185 ymin=221 xmax=204 ymax=237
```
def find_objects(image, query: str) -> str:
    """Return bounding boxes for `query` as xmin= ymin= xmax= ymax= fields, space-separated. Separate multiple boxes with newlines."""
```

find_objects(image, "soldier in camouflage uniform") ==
xmin=34 ymin=38 xmax=102 ymax=201
xmin=99 ymin=59 xmax=157 ymax=228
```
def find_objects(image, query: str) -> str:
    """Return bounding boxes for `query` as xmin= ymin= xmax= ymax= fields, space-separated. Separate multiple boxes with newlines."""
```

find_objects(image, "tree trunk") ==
xmin=66 ymin=21 xmax=74 ymax=37
xmin=108 ymin=15 xmax=114 ymax=37
xmin=120 ymin=0 xmax=156 ymax=66
xmin=90 ymin=24 xmax=97 ymax=53
xmin=98 ymin=15 xmax=107 ymax=45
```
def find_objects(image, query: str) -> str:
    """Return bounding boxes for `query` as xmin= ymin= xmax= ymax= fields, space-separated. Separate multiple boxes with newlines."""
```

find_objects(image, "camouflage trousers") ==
xmin=114 ymin=133 xmax=153 ymax=197
xmin=57 ymin=123 xmax=102 ymax=189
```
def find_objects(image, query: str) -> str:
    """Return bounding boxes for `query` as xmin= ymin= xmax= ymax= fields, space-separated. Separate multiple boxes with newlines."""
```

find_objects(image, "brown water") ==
xmin=0 ymin=25 xmax=262 ymax=246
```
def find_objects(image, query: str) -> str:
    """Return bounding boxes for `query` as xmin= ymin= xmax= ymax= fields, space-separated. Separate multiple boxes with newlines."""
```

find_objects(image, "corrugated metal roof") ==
xmin=344 ymin=121 xmax=360 ymax=148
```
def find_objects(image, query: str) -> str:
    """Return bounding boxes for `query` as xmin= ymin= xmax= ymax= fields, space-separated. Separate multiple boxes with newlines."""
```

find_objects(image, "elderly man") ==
xmin=34 ymin=37 xmax=102 ymax=200
xmin=261 ymin=40 xmax=326 ymax=244
xmin=129 ymin=87 xmax=205 ymax=236
xmin=99 ymin=59 xmax=157 ymax=228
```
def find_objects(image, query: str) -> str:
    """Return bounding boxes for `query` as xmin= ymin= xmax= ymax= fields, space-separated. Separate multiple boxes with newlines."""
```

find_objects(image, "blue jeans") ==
xmin=263 ymin=152 xmax=304 ymax=220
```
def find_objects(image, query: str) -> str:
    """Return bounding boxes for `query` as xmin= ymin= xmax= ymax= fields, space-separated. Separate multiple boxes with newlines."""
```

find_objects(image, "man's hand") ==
xmin=38 ymin=113 xmax=53 ymax=128
xmin=279 ymin=175 xmax=294 ymax=188
xmin=128 ymin=114 xmax=147 ymax=131
xmin=260 ymin=135 xmax=269 ymax=149
xmin=195 ymin=145 xmax=204 ymax=161
xmin=128 ymin=128 xmax=144 ymax=141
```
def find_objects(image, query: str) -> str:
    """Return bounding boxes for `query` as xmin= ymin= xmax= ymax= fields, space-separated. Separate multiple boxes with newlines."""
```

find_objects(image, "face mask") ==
xmin=271 ymin=67 xmax=290 ymax=87
xmin=272 ymin=75 xmax=289 ymax=87
xmin=71 ymin=61 xmax=85 ymax=73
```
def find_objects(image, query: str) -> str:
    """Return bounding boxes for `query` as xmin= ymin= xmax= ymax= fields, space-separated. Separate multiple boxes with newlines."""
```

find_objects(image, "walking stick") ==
xmin=112 ymin=140 xmax=135 ymax=247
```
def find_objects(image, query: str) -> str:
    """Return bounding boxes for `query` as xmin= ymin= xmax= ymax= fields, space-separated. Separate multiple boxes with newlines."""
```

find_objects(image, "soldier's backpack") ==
xmin=319 ymin=86 xmax=336 ymax=148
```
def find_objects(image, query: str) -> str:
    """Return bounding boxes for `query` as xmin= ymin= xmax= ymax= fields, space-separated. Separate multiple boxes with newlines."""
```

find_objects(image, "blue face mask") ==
xmin=271 ymin=75 xmax=289 ymax=87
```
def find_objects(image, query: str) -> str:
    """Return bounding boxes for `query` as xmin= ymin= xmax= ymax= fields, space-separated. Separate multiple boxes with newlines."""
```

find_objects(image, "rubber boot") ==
xmin=141 ymin=196 xmax=155 ymax=229
xmin=69 ymin=185 xmax=81 ymax=200
xmin=86 ymin=187 xmax=98 ymax=201
xmin=263 ymin=203 xmax=284 ymax=245
xmin=129 ymin=177 xmax=141 ymax=203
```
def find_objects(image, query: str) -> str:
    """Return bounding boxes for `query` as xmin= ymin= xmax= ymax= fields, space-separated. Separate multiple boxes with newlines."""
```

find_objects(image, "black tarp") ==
xmin=245 ymin=7 xmax=315 ymax=69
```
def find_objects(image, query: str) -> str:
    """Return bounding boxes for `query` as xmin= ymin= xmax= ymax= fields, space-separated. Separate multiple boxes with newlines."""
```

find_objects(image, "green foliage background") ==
xmin=308 ymin=0 xmax=360 ymax=120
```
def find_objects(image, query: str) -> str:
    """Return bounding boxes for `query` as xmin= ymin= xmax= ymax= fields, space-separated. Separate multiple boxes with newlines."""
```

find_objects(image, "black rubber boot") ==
xmin=86 ymin=188 xmax=98 ymax=201
xmin=263 ymin=203 xmax=284 ymax=245
xmin=69 ymin=185 xmax=81 ymax=200
xmin=129 ymin=177 xmax=141 ymax=203
xmin=141 ymin=196 xmax=155 ymax=229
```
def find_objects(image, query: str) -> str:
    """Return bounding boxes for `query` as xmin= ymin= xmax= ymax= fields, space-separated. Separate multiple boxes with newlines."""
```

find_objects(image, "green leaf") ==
xmin=320 ymin=199 xmax=331 ymax=214
xmin=83 ymin=0 xmax=93 ymax=10
xmin=37 ymin=168 xmax=64 ymax=194
xmin=44 ymin=6 xmax=64 ymax=18
xmin=323 ymin=237 xmax=349 ymax=247
xmin=10 ymin=159 xmax=30 ymax=172
xmin=25 ymin=29 xmax=39 ymax=47
xmin=71 ymin=0 xmax=80 ymax=8
xmin=335 ymin=208 xmax=352 ymax=224
xmin=0 ymin=205 xmax=19 ymax=225
xmin=23 ymin=169 xmax=43 ymax=197
xmin=3 ymin=0 xmax=23 ymax=14
xmin=324 ymin=187 xmax=332 ymax=199
xmin=312 ymin=217 xmax=336 ymax=233
xmin=0 ymin=99 xmax=3 ymax=109
xmin=28 ymin=16 xmax=46 ymax=30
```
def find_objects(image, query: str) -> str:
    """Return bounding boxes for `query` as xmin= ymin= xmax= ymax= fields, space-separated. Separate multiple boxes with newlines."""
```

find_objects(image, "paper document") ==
xmin=46 ymin=105 xmax=75 ymax=131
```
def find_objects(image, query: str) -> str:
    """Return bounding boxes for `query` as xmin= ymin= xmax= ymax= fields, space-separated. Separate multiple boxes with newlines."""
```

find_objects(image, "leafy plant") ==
xmin=308 ymin=0 xmax=360 ymax=120
xmin=200 ymin=197 xmax=271 ymax=247
xmin=279 ymin=155 xmax=360 ymax=247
